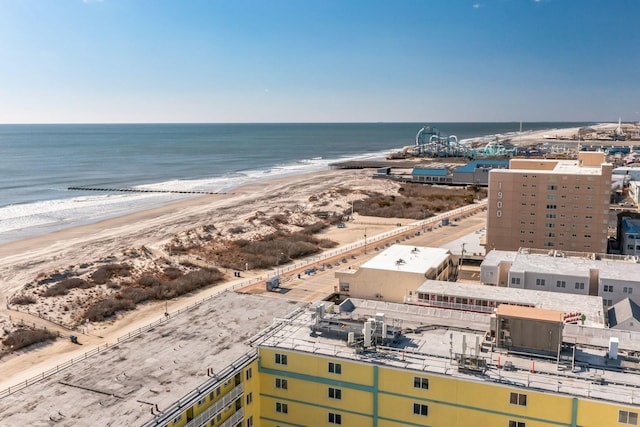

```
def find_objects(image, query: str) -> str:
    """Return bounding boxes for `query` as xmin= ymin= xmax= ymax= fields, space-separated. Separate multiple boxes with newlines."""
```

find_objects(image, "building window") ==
xmin=546 ymin=204 xmax=557 ymax=209
xmin=575 ymin=282 xmax=585 ymax=290
xmin=547 ymin=194 xmax=557 ymax=201
xmin=548 ymin=185 xmax=557 ymax=191
xmin=546 ymin=213 xmax=556 ymax=219
xmin=275 ymin=402 xmax=288 ymax=414
xmin=511 ymin=277 xmax=521 ymax=285
xmin=275 ymin=353 xmax=288 ymax=365
xmin=604 ymin=285 xmax=613 ymax=292
xmin=275 ymin=378 xmax=288 ymax=390
xmin=619 ymin=410 xmax=638 ymax=425
xmin=545 ymin=223 xmax=556 ymax=228
xmin=556 ymin=281 xmax=566 ymax=288
xmin=413 ymin=376 xmax=429 ymax=389
xmin=510 ymin=392 xmax=527 ymax=406
xmin=604 ymin=299 xmax=613 ymax=307
xmin=328 ymin=387 xmax=342 ymax=400
xmin=245 ymin=368 xmax=252 ymax=380
xmin=509 ymin=421 xmax=526 ymax=427
xmin=246 ymin=392 xmax=253 ymax=405
xmin=198 ymin=397 xmax=207 ymax=406
xmin=328 ymin=362 xmax=342 ymax=374
xmin=536 ymin=279 xmax=545 ymax=286
xmin=328 ymin=412 xmax=342 ymax=425
xmin=247 ymin=416 xmax=253 ymax=427
xmin=172 ymin=415 xmax=182 ymax=424
xmin=413 ymin=403 xmax=429 ymax=416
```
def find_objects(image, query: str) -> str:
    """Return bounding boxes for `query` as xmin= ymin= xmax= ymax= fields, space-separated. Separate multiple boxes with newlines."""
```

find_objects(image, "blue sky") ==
xmin=1 ymin=0 xmax=639 ymax=123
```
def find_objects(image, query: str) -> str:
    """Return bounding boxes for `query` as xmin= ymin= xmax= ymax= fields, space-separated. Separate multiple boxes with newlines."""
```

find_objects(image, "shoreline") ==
xmin=0 ymin=123 xmax=620 ymax=298
xmin=0 ymin=168 xmax=395 ymax=299
xmin=0 ymin=123 xmax=615 ymax=391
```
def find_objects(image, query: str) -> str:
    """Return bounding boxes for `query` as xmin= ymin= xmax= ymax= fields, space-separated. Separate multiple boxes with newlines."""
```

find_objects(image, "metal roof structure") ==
xmin=410 ymin=167 xmax=450 ymax=176
xmin=496 ymin=304 xmax=564 ymax=323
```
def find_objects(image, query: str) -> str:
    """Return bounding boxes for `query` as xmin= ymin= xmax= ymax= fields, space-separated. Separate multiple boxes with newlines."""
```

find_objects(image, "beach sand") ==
xmin=0 ymin=168 xmax=410 ymax=387
xmin=0 ymin=123 xmax=621 ymax=390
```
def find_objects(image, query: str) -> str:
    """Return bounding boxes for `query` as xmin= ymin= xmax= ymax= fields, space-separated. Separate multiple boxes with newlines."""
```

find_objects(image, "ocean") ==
xmin=0 ymin=122 xmax=592 ymax=244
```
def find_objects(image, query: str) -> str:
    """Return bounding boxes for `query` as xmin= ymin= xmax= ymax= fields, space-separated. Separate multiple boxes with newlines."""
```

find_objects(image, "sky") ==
xmin=1 ymin=0 xmax=639 ymax=124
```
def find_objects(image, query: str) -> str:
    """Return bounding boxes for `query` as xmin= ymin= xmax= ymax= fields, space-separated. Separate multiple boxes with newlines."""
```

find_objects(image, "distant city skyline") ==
xmin=1 ymin=0 xmax=639 ymax=124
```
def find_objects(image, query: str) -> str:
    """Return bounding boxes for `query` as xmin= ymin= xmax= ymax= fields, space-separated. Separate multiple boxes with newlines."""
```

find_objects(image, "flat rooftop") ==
xmin=490 ymin=249 xmax=640 ymax=281
xmin=495 ymin=157 xmax=609 ymax=175
xmin=0 ymin=292 xmax=303 ymax=426
xmin=360 ymin=244 xmax=450 ymax=274
xmin=256 ymin=298 xmax=640 ymax=406
xmin=415 ymin=280 xmax=605 ymax=326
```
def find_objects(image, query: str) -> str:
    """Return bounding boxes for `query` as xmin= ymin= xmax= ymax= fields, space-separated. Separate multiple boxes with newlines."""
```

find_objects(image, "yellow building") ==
xmin=149 ymin=299 xmax=640 ymax=427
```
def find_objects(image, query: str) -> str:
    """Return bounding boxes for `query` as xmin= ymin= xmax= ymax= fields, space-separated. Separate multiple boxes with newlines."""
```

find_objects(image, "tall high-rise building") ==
xmin=486 ymin=152 xmax=612 ymax=253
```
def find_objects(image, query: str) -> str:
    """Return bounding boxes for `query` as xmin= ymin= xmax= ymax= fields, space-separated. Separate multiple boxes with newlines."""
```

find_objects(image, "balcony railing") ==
xmin=185 ymin=383 xmax=243 ymax=427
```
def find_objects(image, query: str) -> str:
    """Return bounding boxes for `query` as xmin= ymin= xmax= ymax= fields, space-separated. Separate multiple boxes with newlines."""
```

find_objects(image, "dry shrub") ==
xmin=163 ymin=267 xmax=183 ymax=280
xmin=3 ymin=328 xmax=57 ymax=351
xmin=91 ymin=263 xmax=131 ymax=284
xmin=213 ymin=229 xmax=334 ymax=270
xmin=84 ymin=298 xmax=136 ymax=322
xmin=145 ymin=268 xmax=223 ymax=300
xmin=302 ymin=221 xmax=327 ymax=235
xmin=138 ymin=275 xmax=162 ymax=287
xmin=262 ymin=214 xmax=288 ymax=227
xmin=119 ymin=287 xmax=149 ymax=304
xmin=43 ymin=278 xmax=93 ymax=297
xmin=12 ymin=295 xmax=36 ymax=305
xmin=355 ymin=184 xmax=478 ymax=219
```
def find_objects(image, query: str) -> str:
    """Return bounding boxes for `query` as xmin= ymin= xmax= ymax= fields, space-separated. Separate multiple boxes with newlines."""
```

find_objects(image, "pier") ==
xmin=329 ymin=160 xmax=420 ymax=169
xmin=68 ymin=186 xmax=223 ymax=195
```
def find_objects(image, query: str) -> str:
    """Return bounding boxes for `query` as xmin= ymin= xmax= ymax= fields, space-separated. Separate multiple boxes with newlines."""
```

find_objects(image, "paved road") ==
xmin=247 ymin=209 xmax=487 ymax=302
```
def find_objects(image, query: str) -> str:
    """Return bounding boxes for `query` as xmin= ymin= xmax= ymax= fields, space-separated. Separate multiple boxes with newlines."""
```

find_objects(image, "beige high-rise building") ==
xmin=486 ymin=152 xmax=612 ymax=253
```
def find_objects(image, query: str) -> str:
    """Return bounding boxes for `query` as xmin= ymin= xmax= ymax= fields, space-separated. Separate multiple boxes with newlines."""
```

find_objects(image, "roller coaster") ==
xmin=414 ymin=126 xmax=516 ymax=159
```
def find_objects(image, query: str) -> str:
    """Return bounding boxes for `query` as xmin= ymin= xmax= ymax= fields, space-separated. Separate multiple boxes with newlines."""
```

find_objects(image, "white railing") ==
xmin=403 ymin=297 xmax=495 ymax=314
xmin=184 ymin=383 xmax=244 ymax=427
xmin=220 ymin=408 xmax=244 ymax=427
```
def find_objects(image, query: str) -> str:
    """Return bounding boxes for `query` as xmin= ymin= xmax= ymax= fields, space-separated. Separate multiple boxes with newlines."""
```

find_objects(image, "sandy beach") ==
xmin=0 ymin=123 xmax=625 ymax=390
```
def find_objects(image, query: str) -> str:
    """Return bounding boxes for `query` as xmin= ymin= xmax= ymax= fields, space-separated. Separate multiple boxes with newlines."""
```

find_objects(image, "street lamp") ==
xmin=364 ymin=228 xmax=367 ymax=255
xmin=276 ymin=252 xmax=284 ymax=280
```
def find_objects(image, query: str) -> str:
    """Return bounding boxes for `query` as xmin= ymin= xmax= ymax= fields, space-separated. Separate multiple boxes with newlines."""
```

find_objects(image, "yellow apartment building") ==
xmin=486 ymin=152 xmax=612 ymax=253
xmin=149 ymin=298 xmax=640 ymax=427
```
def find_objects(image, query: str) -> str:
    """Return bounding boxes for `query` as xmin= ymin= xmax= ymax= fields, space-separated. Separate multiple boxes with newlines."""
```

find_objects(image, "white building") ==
xmin=481 ymin=248 xmax=640 ymax=309
xmin=404 ymin=279 xmax=605 ymax=327
xmin=335 ymin=245 xmax=453 ymax=303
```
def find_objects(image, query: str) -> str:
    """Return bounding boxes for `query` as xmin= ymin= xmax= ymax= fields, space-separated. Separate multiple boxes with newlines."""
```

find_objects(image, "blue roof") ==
xmin=454 ymin=160 xmax=509 ymax=173
xmin=411 ymin=168 xmax=449 ymax=176
xmin=622 ymin=217 xmax=640 ymax=234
